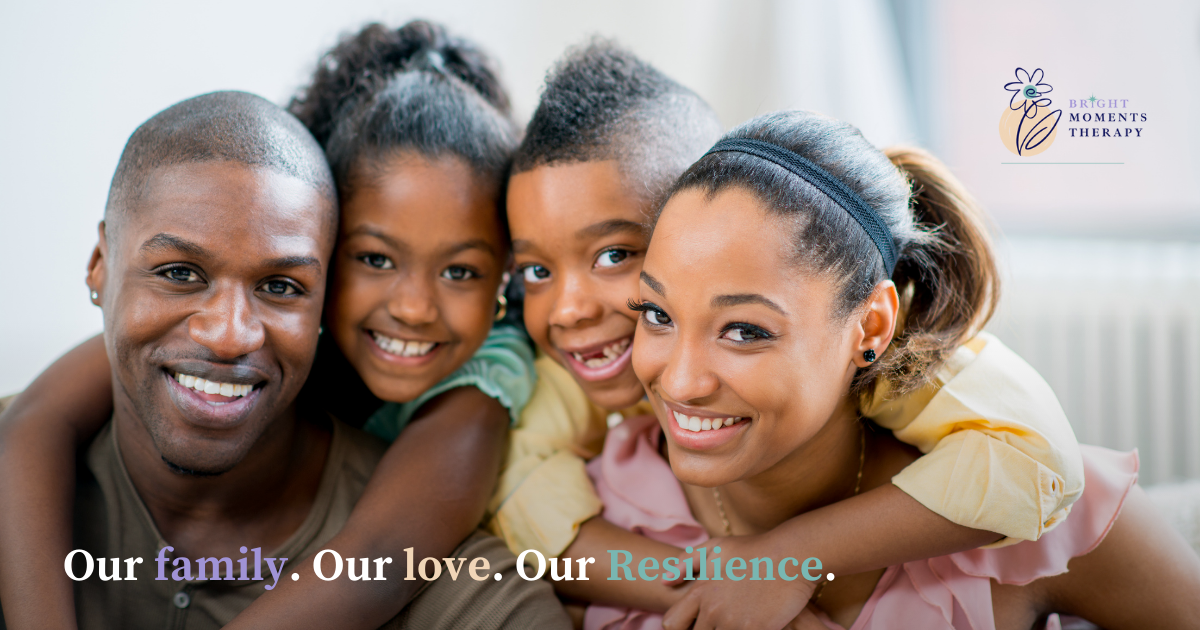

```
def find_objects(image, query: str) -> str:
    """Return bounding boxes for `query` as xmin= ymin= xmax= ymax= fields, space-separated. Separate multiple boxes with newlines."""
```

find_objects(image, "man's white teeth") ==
xmin=372 ymin=332 xmax=436 ymax=358
xmin=672 ymin=410 xmax=744 ymax=433
xmin=174 ymin=372 xmax=252 ymax=397
xmin=572 ymin=338 xmax=632 ymax=369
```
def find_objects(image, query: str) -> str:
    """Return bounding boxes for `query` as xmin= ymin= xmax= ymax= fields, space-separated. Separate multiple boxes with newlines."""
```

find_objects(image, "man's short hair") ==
xmin=105 ymin=91 xmax=336 ymax=234
xmin=511 ymin=40 xmax=722 ymax=208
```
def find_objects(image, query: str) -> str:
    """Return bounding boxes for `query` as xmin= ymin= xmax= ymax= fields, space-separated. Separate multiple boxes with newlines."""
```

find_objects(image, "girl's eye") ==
xmin=262 ymin=280 xmax=299 ymax=296
xmin=521 ymin=265 xmax=550 ymax=284
xmin=164 ymin=267 xmax=201 ymax=283
xmin=441 ymin=266 xmax=478 ymax=281
xmin=721 ymin=325 xmax=771 ymax=343
xmin=359 ymin=254 xmax=394 ymax=270
xmin=595 ymin=249 xmax=631 ymax=269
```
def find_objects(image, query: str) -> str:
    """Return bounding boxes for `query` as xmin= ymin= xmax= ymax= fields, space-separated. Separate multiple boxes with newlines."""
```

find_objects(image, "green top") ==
xmin=361 ymin=325 xmax=537 ymax=443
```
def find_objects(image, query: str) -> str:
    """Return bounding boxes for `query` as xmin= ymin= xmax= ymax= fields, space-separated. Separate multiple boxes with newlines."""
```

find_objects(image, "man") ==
xmin=1 ymin=91 xmax=566 ymax=629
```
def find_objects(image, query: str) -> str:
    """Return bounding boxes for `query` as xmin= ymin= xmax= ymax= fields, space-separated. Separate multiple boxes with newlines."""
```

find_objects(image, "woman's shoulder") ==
xmin=947 ymin=445 xmax=1138 ymax=585
xmin=852 ymin=445 xmax=1138 ymax=630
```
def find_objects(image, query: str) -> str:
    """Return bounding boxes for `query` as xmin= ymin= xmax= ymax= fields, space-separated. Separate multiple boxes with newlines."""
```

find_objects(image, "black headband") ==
xmin=703 ymin=138 xmax=898 ymax=276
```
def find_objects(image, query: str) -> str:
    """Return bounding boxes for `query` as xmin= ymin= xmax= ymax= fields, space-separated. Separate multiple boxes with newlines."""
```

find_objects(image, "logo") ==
xmin=999 ymin=68 xmax=1062 ymax=156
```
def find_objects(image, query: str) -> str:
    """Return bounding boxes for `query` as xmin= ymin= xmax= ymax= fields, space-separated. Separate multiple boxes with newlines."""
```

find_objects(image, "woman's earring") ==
xmin=90 ymin=290 xmax=99 ymax=301
xmin=494 ymin=294 xmax=508 ymax=322
xmin=863 ymin=349 xmax=876 ymax=363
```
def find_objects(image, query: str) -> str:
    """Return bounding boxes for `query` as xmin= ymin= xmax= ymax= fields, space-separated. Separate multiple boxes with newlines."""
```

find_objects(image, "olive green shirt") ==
xmin=70 ymin=418 xmax=385 ymax=630
xmin=0 ymin=395 xmax=570 ymax=630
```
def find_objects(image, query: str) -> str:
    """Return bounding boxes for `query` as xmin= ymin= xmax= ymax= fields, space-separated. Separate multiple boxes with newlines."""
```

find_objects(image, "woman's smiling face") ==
xmin=325 ymin=152 xmax=507 ymax=403
xmin=632 ymin=186 xmax=867 ymax=486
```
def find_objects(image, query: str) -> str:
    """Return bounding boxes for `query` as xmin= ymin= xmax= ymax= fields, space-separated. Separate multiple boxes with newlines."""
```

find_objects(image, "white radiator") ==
xmin=987 ymin=237 xmax=1200 ymax=486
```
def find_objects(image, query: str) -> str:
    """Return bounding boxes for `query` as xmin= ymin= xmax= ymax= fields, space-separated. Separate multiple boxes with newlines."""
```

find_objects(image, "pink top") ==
xmin=584 ymin=414 xmax=1137 ymax=630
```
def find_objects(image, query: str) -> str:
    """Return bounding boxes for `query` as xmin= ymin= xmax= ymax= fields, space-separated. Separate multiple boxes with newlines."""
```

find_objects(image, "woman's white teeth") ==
xmin=174 ymin=372 xmax=252 ymax=397
xmin=572 ymin=338 xmax=631 ymax=369
xmin=672 ymin=410 xmax=744 ymax=432
xmin=373 ymin=332 xmax=436 ymax=357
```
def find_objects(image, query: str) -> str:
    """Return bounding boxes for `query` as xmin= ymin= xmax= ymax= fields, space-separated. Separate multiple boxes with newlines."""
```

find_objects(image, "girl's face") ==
xmin=633 ymin=187 xmax=888 ymax=487
xmin=507 ymin=161 xmax=648 ymax=411
xmin=326 ymin=152 xmax=507 ymax=403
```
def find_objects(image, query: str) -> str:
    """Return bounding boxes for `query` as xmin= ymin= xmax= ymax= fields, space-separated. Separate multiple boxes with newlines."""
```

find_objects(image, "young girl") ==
xmin=0 ymin=20 xmax=565 ymax=630
xmin=491 ymin=42 xmax=1088 ymax=628
xmin=599 ymin=113 xmax=1200 ymax=628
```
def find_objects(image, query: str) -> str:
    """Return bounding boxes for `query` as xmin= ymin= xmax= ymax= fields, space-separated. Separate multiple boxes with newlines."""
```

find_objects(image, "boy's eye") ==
xmin=164 ymin=267 xmax=202 ymax=283
xmin=441 ymin=266 xmax=478 ymax=281
xmin=262 ymin=280 xmax=300 ymax=296
xmin=521 ymin=265 xmax=551 ymax=284
xmin=595 ymin=249 xmax=631 ymax=269
xmin=359 ymin=254 xmax=394 ymax=270
xmin=721 ymin=325 xmax=771 ymax=343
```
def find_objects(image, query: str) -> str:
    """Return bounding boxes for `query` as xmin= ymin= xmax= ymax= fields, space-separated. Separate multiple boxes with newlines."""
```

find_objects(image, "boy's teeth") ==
xmin=572 ymin=338 xmax=631 ymax=369
xmin=672 ymin=410 xmax=744 ymax=433
xmin=372 ymin=332 xmax=436 ymax=358
xmin=174 ymin=372 xmax=252 ymax=398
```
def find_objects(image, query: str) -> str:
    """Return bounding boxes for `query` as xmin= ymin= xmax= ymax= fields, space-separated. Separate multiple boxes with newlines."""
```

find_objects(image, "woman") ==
xmin=590 ymin=110 xmax=1200 ymax=629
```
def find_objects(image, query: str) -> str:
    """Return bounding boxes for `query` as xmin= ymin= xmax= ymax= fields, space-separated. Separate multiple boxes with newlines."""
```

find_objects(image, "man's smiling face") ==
xmin=91 ymin=161 xmax=334 ymax=475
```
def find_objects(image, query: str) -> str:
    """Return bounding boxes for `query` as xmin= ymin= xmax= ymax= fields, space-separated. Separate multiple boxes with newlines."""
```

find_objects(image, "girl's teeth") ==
xmin=173 ymin=372 xmax=252 ymax=398
xmin=672 ymin=410 xmax=745 ymax=433
xmin=372 ymin=332 xmax=436 ymax=358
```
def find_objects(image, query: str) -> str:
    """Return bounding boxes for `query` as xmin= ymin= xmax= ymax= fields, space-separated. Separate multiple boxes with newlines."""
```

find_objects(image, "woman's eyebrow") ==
xmin=711 ymin=293 xmax=788 ymax=315
xmin=640 ymin=271 xmax=666 ymax=296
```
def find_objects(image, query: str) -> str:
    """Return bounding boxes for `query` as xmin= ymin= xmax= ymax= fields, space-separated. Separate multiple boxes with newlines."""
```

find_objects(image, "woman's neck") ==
xmin=684 ymin=399 xmax=869 ymax=536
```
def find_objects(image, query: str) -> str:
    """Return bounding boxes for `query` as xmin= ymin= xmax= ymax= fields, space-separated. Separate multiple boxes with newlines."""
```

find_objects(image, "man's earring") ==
xmin=863 ymin=349 xmax=876 ymax=363
xmin=494 ymin=294 xmax=508 ymax=322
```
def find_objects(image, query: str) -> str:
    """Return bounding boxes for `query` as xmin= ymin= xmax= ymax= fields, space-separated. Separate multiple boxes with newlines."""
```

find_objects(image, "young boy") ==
xmin=487 ymin=40 xmax=1082 ymax=628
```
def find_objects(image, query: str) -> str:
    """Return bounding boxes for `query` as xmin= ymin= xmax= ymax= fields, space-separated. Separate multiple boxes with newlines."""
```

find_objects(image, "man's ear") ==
xmin=852 ymin=280 xmax=899 ymax=368
xmin=87 ymin=221 xmax=108 ymax=306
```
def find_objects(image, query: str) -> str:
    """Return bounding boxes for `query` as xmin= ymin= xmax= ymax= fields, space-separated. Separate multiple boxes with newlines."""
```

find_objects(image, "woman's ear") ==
xmin=852 ymin=280 xmax=899 ymax=368
xmin=86 ymin=221 xmax=109 ymax=307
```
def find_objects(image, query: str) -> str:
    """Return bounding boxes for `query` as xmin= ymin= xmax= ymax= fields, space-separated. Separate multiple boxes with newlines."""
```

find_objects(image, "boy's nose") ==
xmin=547 ymin=272 xmax=604 ymax=329
xmin=188 ymin=286 xmax=266 ymax=359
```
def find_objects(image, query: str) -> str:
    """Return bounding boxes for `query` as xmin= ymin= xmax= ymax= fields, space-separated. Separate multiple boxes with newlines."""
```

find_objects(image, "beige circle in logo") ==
xmin=999 ymin=105 xmax=1057 ymax=156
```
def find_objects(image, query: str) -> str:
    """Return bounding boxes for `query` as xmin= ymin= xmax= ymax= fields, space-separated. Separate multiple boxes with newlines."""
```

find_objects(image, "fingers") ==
xmin=783 ymin=605 xmax=829 ymax=630
xmin=662 ymin=588 xmax=701 ymax=630
xmin=662 ymin=538 xmax=735 ymax=586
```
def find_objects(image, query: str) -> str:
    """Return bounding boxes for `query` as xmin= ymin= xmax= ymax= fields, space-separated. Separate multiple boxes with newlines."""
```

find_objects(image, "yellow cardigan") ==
xmin=485 ymin=332 xmax=1083 ymax=557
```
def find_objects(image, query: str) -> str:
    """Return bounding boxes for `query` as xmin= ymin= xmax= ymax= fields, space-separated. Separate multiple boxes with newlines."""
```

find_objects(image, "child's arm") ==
xmin=223 ymin=385 xmax=509 ymax=630
xmin=0 ymin=334 xmax=113 ymax=630
xmin=661 ymin=484 xmax=1001 ymax=630
xmin=555 ymin=516 xmax=689 ymax=613
xmin=867 ymin=333 xmax=1085 ymax=543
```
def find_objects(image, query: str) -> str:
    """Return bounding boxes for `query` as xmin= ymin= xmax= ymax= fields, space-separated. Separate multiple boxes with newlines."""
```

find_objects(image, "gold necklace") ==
xmin=710 ymin=422 xmax=866 ymax=604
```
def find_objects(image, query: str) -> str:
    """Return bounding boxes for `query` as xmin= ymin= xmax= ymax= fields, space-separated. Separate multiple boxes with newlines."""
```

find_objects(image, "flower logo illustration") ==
xmin=999 ymin=67 xmax=1063 ymax=156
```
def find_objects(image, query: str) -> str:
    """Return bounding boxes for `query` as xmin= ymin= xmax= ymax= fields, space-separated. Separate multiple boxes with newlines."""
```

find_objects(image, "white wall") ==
xmin=2 ymin=0 xmax=1196 ymax=393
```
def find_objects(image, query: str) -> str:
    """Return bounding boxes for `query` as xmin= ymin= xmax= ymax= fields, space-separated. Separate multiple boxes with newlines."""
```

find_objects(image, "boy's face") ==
xmin=325 ymin=153 xmax=507 ymax=403
xmin=508 ymin=160 xmax=648 ymax=410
